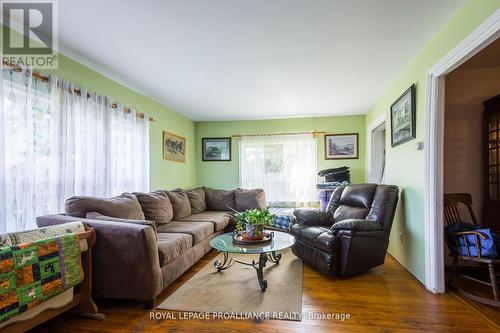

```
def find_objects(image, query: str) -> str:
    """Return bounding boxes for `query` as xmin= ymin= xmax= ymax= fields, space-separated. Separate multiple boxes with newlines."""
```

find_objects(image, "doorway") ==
xmin=371 ymin=122 xmax=386 ymax=184
xmin=440 ymin=37 xmax=500 ymax=318
xmin=367 ymin=113 xmax=387 ymax=184
xmin=424 ymin=10 xmax=500 ymax=295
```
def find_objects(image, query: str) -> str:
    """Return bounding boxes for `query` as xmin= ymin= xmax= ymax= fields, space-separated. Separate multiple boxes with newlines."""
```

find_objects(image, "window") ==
xmin=239 ymin=134 xmax=317 ymax=206
xmin=0 ymin=69 xmax=149 ymax=232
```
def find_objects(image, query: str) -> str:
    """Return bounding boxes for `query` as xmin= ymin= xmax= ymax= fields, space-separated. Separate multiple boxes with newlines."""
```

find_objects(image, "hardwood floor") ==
xmin=43 ymin=251 xmax=499 ymax=333
xmin=451 ymin=274 xmax=500 ymax=327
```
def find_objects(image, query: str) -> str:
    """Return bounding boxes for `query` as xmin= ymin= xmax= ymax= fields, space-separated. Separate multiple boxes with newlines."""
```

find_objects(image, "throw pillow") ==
xmin=166 ymin=189 xmax=192 ymax=220
xmin=445 ymin=222 xmax=499 ymax=257
xmin=235 ymin=188 xmax=266 ymax=211
xmin=459 ymin=228 xmax=498 ymax=257
xmin=186 ymin=187 xmax=207 ymax=214
xmin=203 ymin=187 xmax=236 ymax=211
xmin=65 ymin=193 xmax=145 ymax=220
xmin=133 ymin=191 xmax=173 ymax=225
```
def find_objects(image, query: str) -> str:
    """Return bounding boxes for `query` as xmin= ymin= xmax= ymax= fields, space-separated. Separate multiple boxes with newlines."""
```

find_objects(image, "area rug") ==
xmin=157 ymin=249 xmax=303 ymax=321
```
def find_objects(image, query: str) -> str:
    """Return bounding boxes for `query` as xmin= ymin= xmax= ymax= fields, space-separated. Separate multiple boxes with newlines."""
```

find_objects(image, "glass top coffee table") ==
xmin=209 ymin=230 xmax=295 ymax=292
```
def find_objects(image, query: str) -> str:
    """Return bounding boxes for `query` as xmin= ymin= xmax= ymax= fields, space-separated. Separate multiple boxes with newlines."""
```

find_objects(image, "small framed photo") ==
xmin=163 ymin=131 xmax=186 ymax=163
xmin=391 ymin=84 xmax=416 ymax=147
xmin=325 ymin=133 xmax=359 ymax=160
xmin=202 ymin=137 xmax=231 ymax=161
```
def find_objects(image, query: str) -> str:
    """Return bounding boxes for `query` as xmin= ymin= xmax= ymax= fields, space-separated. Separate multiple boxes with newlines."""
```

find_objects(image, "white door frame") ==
xmin=367 ymin=113 xmax=386 ymax=183
xmin=424 ymin=9 xmax=500 ymax=294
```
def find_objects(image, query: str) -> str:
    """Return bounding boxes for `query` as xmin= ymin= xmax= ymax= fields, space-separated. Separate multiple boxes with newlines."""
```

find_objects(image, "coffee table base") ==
xmin=213 ymin=251 xmax=282 ymax=292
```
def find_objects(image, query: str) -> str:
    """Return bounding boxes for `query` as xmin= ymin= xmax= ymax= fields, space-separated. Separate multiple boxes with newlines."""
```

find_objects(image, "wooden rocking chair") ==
xmin=444 ymin=193 xmax=500 ymax=306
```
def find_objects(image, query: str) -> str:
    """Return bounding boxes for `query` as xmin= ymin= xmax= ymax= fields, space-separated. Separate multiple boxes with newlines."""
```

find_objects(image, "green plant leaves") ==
xmin=232 ymin=208 xmax=276 ymax=231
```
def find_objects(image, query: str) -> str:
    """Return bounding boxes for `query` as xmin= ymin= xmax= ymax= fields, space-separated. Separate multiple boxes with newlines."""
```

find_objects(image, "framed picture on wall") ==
xmin=163 ymin=131 xmax=186 ymax=162
xmin=202 ymin=137 xmax=231 ymax=161
xmin=391 ymin=84 xmax=416 ymax=147
xmin=324 ymin=133 xmax=359 ymax=159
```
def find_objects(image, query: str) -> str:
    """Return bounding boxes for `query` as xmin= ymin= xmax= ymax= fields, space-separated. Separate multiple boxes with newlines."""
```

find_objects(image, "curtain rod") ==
xmin=232 ymin=131 xmax=325 ymax=138
xmin=2 ymin=61 xmax=155 ymax=122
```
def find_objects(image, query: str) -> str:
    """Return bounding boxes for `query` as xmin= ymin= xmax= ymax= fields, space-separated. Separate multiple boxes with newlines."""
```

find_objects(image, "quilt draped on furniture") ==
xmin=0 ymin=233 xmax=83 ymax=323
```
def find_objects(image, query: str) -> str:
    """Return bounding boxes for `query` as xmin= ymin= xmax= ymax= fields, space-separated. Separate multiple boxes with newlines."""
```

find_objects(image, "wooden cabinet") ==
xmin=483 ymin=94 xmax=500 ymax=229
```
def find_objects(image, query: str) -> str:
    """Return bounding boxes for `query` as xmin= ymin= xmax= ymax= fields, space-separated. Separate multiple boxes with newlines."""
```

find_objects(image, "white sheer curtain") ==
xmin=0 ymin=69 xmax=149 ymax=232
xmin=239 ymin=134 xmax=317 ymax=206
xmin=108 ymin=103 xmax=149 ymax=195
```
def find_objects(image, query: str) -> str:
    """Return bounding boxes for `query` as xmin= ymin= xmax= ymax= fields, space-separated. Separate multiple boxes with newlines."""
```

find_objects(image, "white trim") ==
xmin=366 ymin=113 xmax=386 ymax=183
xmin=424 ymin=9 xmax=500 ymax=294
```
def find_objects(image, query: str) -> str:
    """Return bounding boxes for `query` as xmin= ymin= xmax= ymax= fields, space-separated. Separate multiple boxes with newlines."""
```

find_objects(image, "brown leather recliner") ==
xmin=291 ymin=184 xmax=399 ymax=276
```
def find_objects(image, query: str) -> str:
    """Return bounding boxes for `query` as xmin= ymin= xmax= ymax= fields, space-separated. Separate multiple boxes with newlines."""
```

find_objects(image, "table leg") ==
xmin=267 ymin=251 xmax=282 ymax=264
xmin=214 ymin=252 xmax=230 ymax=272
xmin=256 ymin=253 xmax=268 ymax=292
xmin=213 ymin=251 xmax=283 ymax=292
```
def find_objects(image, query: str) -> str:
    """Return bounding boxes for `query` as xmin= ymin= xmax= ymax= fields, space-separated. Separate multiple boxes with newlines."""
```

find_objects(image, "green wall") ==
xmin=196 ymin=115 xmax=366 ymax=189
xmin=1 ymin=25 xmax=197 ymax=190
xmin=365 ymin=0 xmax=500 ymax=283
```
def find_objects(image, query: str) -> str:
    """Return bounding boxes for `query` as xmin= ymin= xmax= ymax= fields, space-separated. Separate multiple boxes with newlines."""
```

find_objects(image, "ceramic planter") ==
xmin=244 ymin=223 xmax=265 ymax=240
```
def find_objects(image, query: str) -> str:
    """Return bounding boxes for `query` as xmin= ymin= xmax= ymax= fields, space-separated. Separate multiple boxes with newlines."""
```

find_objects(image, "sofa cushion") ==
xmin=133 ymin=191 xmax=173 ymax=225
xmin=166 ymin=189 xmax=192 ymax=220
xmin=157 ymin=233 xmax=193 ymax=266
xmin=65 ymin=193 xmax=145 ymax=220
xmin=186 ymin=187 xmax=207 ymax=214
xmin=235 ymin=188 xmax=266 ymax=211
xmin=179 ymin=211 xmax=229 ymax=232
xmin=157 ymin=221 xmax=213 ymax=245
xmin=203 ymin=187 xmax=235 ymax=211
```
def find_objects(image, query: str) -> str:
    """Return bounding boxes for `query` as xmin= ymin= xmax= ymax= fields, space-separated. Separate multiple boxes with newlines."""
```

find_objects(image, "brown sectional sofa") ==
xmin=36 ymin=187 xmax=265 ymax=308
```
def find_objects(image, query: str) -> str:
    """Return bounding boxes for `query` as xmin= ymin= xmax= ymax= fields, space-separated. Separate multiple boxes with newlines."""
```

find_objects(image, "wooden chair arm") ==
xmin=449 ymin=230 xmax=490 ymax=258
xmin=80 ymin=224 xmax=96 ymax=247
xmin=450 ymin=230 xmax=489 ymax=240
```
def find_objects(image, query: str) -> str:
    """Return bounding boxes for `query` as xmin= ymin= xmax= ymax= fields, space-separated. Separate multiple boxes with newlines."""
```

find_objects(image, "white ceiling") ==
xmin=54 ymin=0 xmax=463 ymax=121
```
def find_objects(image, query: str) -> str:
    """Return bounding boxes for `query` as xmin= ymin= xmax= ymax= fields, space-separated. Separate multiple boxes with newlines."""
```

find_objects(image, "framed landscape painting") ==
xmin=202 ymin=137 xmax=231 ymax=161
xmin=163 ymin=131 xmax=186 ymax=162
xmin=324 ymin=133 xmax=359 ymax=159
xmin=391 ymin=84 xmax=416 ymax=147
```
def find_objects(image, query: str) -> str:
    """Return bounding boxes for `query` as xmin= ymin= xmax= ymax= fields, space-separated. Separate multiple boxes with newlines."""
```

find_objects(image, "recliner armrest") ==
xmin=331 ymin=219 xmax=382 ymax=232
xmin=292 ymin=208 xmax=334 ymax=227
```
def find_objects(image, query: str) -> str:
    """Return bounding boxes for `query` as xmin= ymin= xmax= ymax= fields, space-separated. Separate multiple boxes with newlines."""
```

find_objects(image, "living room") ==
xmin=1 ymin=1 xmax=500 ymax=332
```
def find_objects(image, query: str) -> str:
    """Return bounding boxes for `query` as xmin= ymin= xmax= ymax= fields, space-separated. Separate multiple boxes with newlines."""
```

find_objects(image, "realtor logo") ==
xmin=1 ymin=0 xmax=58 ymax=69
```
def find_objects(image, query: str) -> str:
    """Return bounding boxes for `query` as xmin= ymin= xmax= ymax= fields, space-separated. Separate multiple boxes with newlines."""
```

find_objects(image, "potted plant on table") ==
xmin=228 ymin=208 xmax=275 ymax=240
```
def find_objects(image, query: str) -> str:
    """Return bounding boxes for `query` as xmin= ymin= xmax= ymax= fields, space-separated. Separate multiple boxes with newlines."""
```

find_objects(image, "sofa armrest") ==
xmin=331 ymin=219 xmax=382 ymax=232
xmin=85 ymin=212 xmax=157 ymax=235
xmin=292 ymin=208 xmax=334 ymax=227
xmin=37 ymin=214 xmax=162 ymax=301
xmin=36 ymin=214 xmax=97 ymax=227
xmin=82 ymin=219 xmax=162 ymax=300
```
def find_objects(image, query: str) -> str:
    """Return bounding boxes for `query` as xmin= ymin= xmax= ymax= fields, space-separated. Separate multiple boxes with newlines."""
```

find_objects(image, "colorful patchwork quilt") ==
xmin=0 ymin=233 xmax=83 ymax=323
